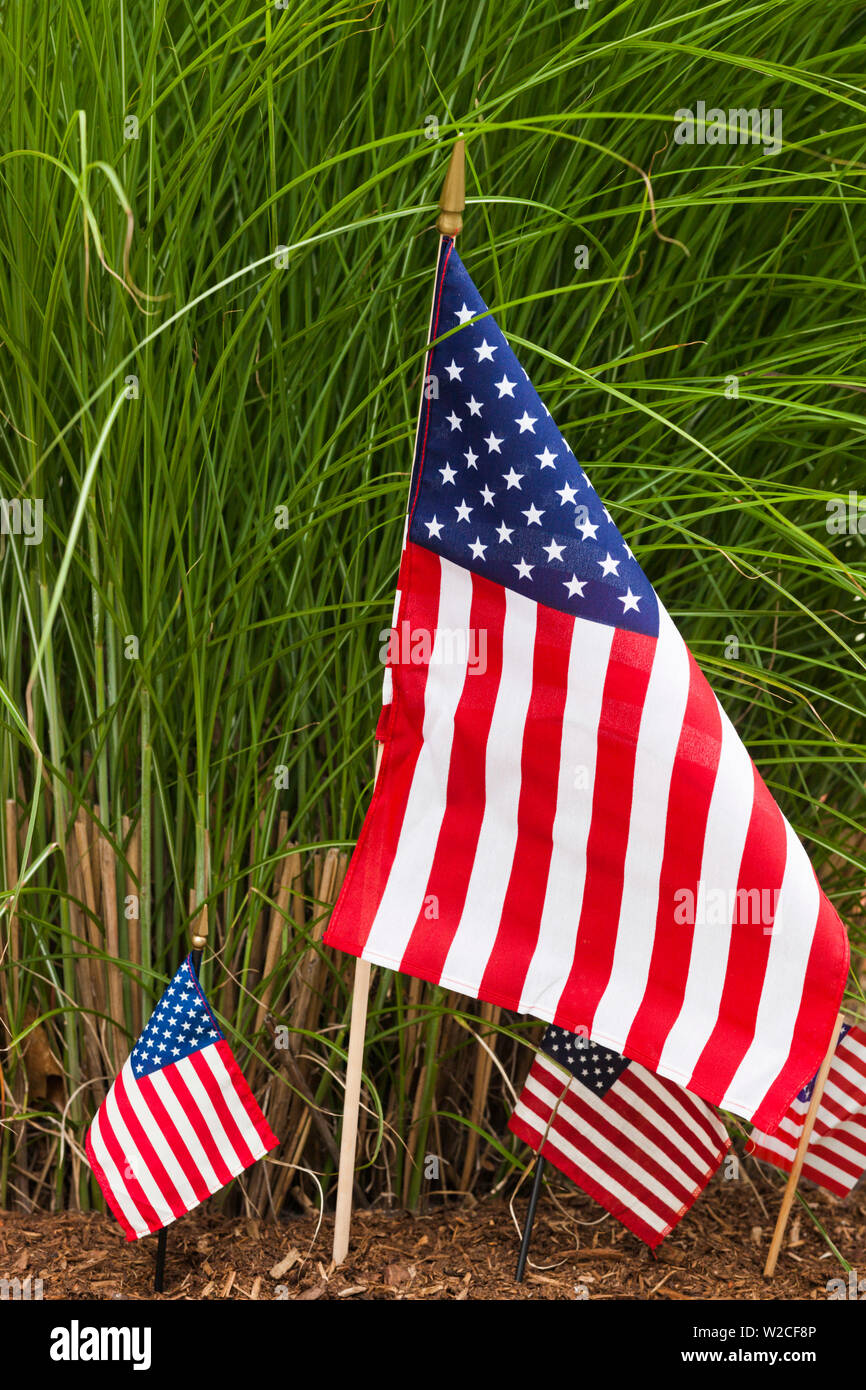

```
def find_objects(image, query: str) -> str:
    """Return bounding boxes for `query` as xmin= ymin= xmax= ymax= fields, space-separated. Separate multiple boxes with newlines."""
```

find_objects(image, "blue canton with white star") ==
xmin=408 ymin=241 xmax=659 ymax=637
xmin=541 ymin=1024 xmax=631 ymax=1096
xmin=130 ymin=955 xmax=223 ymax=1078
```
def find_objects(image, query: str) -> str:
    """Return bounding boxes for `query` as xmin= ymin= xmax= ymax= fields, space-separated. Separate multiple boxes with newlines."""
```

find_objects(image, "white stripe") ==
xmin=823 ymin=1072 xmax=866 ymax=1111
xmin=807 ymin=1126 xmax=866 ymax=1164
xmin=720 ymin=817 xmax=818 ymax=1113
xmin=148 ymin=1068 xmax=221 ymax=1192
xmin=656 ymin=697 xmax=755 ymax=1079
xmin=123 ymin=1067 xmax=200 ymax=1210
xmin=381 ymin=582 xmax=404 ymax=708
xmin=439 ymin=582 xmax=537 ymax=992
xmin=104 ymin=1070 xmax=176 ymax=1230
xmin=205 ymin=1046 xmax=269 ymax=1159
xmin=802 ymin=1151 xmax=858 ymax=1189
xmin=518 ymin=615 xmax=613 ymax=1017
xmin=364 ymin=556 xmax=474 ymax=964
xmin=590 ymin=608 xmax=690 ymax=1042
xmin=175 ymin=1055 xmax=248 ymax=1174
xmin=88 ymin=1105 xmax=150 ymax=1238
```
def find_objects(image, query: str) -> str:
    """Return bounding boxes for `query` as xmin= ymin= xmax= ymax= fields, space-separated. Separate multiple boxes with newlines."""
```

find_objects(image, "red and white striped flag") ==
xmin=323 ymin=236 xmax=849 ymax=1132
xmin=86 ymin=954 xmax=278 ymax=1240
xmin=508 ymin=1028 xmax=730 ymax=1248
xmin=747 ymin=1021 xmax=866 ymax=1197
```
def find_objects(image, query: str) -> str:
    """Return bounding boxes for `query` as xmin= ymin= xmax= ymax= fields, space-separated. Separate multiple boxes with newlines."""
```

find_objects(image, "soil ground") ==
xmin=2 ymin=1170 xmax=864 ymax=1301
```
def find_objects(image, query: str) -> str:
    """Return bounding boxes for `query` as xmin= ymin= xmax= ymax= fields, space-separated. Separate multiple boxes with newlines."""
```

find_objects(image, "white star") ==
xmin=543 ymin=539 xmax=565 ymax=562
xmin=598 ymin=553 xmax=620 ymax=577
xmin=522 ymin=503 xmax=544 ymax=526
xmin=513 ymin=558 xmax=534 ymax=581
xmin=622 ymin=540 xmax=634 ymax=559
xmin=475 ymin=339 xmax=497 ymax=362
xmin=484 ymin=431 xmax=504 ymax=453
xmin=556 ymin=482 xmax=578 ymax=505
xmin=446 ymin=410 xmax=462 ymax=432
xmin=445 ymin=359 xmax=463 ymax=382
xmin=618 ymin=587 xmax=641 ymax=613
xmin=494 ymin=374 xmax=516 ymax=397
xmin=480 ymin=484 xmax=496 ymax=506
xmin=602 ymin=506 xmax=612 ymax=523
xmin=515 ymin=410 xmax=537 ymax=433
xmin=535 ymin=447 xmax=557 ymax=468
xmin=564 ymin=574 xmax=586 ymax=598
xmin=577 ymin=517 xmax=599 ymax=540
xmin=496 ymin=521 xmax=514 ymax=543
xmin=502 ymin=467 xmax=523 ymax=489
xmin=439 ymin=462 xmax=456 ymax=485
xmin=455 ymin=302 xmax=475 ymax=324
xmin=455 ymin=499 xmax=473 ymax=523
xmin=469 ymin=537 xmax=487 ymax=561
xmin=466 ymin=395 xmax=483 ymax=417
xmin=464 ymin=447 xmax=479 ymax=469
xmin=425 ymin=515 xmax=443 ymax=539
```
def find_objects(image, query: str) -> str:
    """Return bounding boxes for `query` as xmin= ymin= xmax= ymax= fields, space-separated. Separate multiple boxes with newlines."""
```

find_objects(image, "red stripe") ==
xmin=85 ymin=1116 xmax=140 ymax=1241
xmin=137 ymin=1071 xmax=213 ymax=1200
xmin=189 ymin=1045 xmax=257 ymax=1169
xmin=478 ymin=605 xmax=574 ymax=1006
xmin=323 ymin=541 xmax=441 ymax=957
xmin=163 ymin=1062 xmax=234 ymax=1188
xmin=210 ymin=1038 xmax=279 ymax=1150
xmin=624 ymin=653 xmax=722 ymax=1067
xmin=113 ymin=1067 xmax=188 ymax=1222
xmin=688 ymin=762 xmax=788 ymax=1106
xmin=398 ymin=572 xmax=506 ymax=981
xmin=85 ymin=1117 xmax=142 ymax=1239
xmin=754 ymin=890 xmax=849 ymax=1131
xmin=617 ymin=1070 xmax=728 ymax=1173
xmin=89 ymin=1093 xmax=162 ymax=1238
xmin=751 ymin=1134 xmax=859 ymax=1199
xmin=554 ymin=628 xmax=657 ymax=1031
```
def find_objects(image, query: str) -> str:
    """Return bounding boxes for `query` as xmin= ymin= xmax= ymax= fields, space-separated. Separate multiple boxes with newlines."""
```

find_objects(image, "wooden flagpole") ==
xmin=763 ymin=1012 xmax=843 ymax=1279
xmin=331 ymin=137 xmax=467 ymax=1267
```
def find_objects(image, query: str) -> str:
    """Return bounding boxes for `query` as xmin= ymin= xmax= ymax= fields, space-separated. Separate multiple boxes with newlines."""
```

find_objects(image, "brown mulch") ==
xmin=2 ymin=1175 xmax=864 ymax=1300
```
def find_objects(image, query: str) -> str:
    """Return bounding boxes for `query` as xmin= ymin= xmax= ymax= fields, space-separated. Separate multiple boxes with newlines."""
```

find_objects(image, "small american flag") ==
xmin=324 ymin=234 xmax=849 ymax=1132
xmin=508 ymin=1025 xmax=730 ymax=1248
xmin=747 ymin=1022 xmax=866 ymax=1197
xmin=86 ymin=955 xmax=278 ymax=1241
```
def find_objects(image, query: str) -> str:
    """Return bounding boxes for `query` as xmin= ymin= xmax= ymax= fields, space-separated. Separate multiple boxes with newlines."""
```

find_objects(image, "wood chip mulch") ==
xmin=2 ymin=1174 xmax=864 ymax=1300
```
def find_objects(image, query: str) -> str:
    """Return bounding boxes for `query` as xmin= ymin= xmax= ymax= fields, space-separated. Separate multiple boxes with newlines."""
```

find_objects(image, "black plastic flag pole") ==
xmin=515 ymin=1155 xmax=546 ymax=1283
xmin=153 ymin=894 xmax=208 ymax=1294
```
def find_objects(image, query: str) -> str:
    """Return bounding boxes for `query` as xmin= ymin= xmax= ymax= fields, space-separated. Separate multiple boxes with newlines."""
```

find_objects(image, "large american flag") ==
xmin=508 ymin=1025 xmax=730 ymax=1248
xmin=86 ymin=955 xmax=278 ymax=1240
xmin=747 ymin=1021 xmax=866 ymax=1197
xmin=323 ymin=235 xmax=849 ymax=1132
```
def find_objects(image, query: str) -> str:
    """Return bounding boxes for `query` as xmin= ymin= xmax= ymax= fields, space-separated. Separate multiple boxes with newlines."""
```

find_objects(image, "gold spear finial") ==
xmin=436 ymin=135 xmax=465 ymax=238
